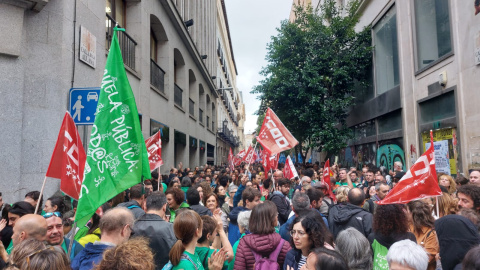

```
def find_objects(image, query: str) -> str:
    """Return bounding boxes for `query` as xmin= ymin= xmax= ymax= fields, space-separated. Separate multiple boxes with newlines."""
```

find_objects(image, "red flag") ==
xmin=261 ymin=148 xmax=271 ymax=172
xmin=228 ymin=148 xmax=234 ymax=171
xmin=243 ymin=146 xmax=256 ymax=164
xmin=377 ymin=131 xmax=441 ymax=205
xmin=46 ymin=112 xmax=86 ymax=200
xmin=284 ymin=156 xmax=298 ymax=180
xmin=145 ymin=131 xmax=163 ymax=172
xmin=269 ymin=153 xmax=280 ymax=171
xmin=256 ymin=108 xmax=299 ymax=156
xmin=322 ymin=160 xmax=336 ymax=202
xmin=234 ymin=149 xmax=246 ymax=166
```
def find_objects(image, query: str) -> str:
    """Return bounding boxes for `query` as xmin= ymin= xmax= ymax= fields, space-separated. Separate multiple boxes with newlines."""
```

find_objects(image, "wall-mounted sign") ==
xmin=80 ymin=26 xmax=96 ymax=68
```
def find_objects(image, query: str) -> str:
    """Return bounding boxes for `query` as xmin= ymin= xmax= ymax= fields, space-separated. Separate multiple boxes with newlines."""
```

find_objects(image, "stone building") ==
xmin=0 ymin=0 xmax=244 ymax=202
xmin=298 ymin=0 xmax=480 ymax=176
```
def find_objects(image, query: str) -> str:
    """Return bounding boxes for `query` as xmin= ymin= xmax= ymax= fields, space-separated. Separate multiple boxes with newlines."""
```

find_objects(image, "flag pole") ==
xmin=435 ymin=196 xmax=440 ymax=218
xmin=35 ymin=176 xmax=48 ymax=214
xmin=67 ymin=221 xmax=76 ymax=258
xmin=157 ymin=165 xmax=162 ymax=191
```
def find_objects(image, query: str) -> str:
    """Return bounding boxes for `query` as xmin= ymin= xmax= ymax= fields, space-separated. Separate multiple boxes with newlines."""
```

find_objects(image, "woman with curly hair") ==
xmin=283 ymin=210 xmax=334 ymax=270
xmin=438 ymin=174 xmax=457 ymax=195
xmin=432 ymin=192 xmax=458 ymax=218
xmin=368 ymin=204 xmax=416 ymax=270
xmin=407 ymin=200 xmax=439 ymax=270
xmin=94 ymin=238 xmax=154 ymax=270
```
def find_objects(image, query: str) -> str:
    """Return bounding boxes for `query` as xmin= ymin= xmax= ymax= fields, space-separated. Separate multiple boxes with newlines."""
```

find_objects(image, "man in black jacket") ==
xmin=269 ymin=178 xmax=292 ymax=225
xmin=187 ymin=186 xmax=212 ymax=216
xmin=133 ymin=191 xmax=177 ymax=269
xmin=328 ymin=188 xmax=372 ymax=239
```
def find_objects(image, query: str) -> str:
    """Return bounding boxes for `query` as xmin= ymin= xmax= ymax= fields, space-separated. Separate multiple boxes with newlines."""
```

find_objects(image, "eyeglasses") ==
xmin=42 ymin=212 xmax=62 ymax=219
xmin=290 ymin=230 xmax=307 ymax=237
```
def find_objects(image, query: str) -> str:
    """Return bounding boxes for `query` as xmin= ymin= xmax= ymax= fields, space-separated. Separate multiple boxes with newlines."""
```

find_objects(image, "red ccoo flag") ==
xmin=284 ymin=156 xmax=298 ymax=180
xmin=145 ymin=131 xmax=163 ymax=172
xmin=377 ymin=131 xmax=441 ymax=205
xmin=46 ymin=112 xmax=86 ymax=200
xmin=322 ymin=160 xmax=336 ymax=202
xmin=243 ymin=146 xmax=257 ymax=164
xmin=256 ymin=108 xmax=298 ymax=156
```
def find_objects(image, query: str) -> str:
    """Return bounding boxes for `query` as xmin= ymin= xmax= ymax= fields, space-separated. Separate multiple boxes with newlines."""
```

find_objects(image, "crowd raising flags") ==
xmin=74 ymin=27 xmax=151 ymax=228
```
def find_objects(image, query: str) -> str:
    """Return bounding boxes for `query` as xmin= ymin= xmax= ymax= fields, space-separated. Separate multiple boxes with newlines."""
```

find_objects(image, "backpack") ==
xmin=250 ymin=239 xmax=285 ymax=270
xmin=161 ymin=253 xmax=199 ymax=270
xmin=366 ymin=199 xmax=375 ymax=214
xmin=372 ymin=239 xmax=389 ymax=270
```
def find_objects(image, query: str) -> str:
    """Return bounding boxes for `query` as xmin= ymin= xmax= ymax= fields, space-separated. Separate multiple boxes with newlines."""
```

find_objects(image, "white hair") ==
xmin=386 ymin=240 xmax=429 ymax=270
xmin=237 ymin=210 xmax=252 ymax=230
xmin=394 ymin=161 xmax=403 ymax=168
xmin=336 ymin=228 xmax=373 ymax=270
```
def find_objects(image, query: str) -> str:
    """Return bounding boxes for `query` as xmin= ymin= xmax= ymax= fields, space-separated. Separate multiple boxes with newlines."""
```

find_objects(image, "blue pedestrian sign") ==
xmin=69 ymin=87 xmax=100 ymax=125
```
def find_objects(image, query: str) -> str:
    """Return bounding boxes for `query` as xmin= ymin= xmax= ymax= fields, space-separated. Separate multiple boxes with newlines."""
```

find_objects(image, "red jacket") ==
xmin=234 ymin=233 xmax=291 ymax=270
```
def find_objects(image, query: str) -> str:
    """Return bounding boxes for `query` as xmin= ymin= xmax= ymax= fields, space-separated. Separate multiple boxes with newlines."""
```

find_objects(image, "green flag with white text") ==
xmin=75 ymin=28 xmax=151 ymax=227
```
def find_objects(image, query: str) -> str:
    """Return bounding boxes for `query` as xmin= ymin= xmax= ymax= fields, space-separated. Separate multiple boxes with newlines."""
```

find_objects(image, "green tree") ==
xmin=252 ymin=0 xmax=372 ymax=163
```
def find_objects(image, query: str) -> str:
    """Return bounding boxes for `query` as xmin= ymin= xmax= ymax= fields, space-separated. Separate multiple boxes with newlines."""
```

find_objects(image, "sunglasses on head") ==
xmin=42 ymin=212 xmax=62 ymax=219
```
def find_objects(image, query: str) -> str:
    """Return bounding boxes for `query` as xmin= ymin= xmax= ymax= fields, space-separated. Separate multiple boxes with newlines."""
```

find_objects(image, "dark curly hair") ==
xmin=289 ymin=210 xmax=334 ymax=251
xmin=373 ymin=204 xmax=409 ymax=236
xmin=458 ymin=185 xmax=480 ymax=210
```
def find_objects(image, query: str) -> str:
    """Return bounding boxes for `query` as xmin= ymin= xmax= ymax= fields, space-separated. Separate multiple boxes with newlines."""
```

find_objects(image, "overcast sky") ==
xmin=225 ymin=0 xmax=292 ymax=135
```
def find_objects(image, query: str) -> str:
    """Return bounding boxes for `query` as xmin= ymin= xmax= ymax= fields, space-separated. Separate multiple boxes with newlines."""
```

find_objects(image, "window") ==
xmin=150 ymin=31 xmax=157 ymax=62
xmin=414 ymin=0 xmax=452 ymax=71
xmin=373 ymin=6 xmax=399 ymax=95
xmin=419 ymin=91 xmax=455 ymax=124
xmin=150 ymin=119 xmax=169 ymax=142
xmin=378 ymin=109 xmax=402 ymax=134
xmin=354 ymin=120 xmax=376 ymax=139
xmin=106 ymin=0 xmax=125 ymax=26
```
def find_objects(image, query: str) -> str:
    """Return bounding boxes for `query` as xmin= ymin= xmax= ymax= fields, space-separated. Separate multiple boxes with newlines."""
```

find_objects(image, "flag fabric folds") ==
xmin=322 ymin=160 xmax=336 ymax=203
xmin=284 ymin=156 xmax=298 ymax=180
xmin=75 ymin=28 xmax=151 ymax=228
xmin=46 ymin=112 xmax=86 ymax=200
xmin=256 ymin=108 xmax=298 ymax=156
xmin=377 ymin=131 xmax=441 ymax=205
xmin=243 ymin=146 xmax=257 ymax=164
xmin=145 ymin=131 xmax=163 ymax=171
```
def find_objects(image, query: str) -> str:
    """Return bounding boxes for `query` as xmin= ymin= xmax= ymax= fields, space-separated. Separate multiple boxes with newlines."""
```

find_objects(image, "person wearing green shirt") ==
xmin=43 ymin=212 xmax=83 ymax=260
xmin=334 ymin=168 xmax=356 ymax=191
xmin=165 ymin=188 xmax=190 ymax=223
xmin=196 ymin=214 xmax=233 ymax=269
xmin=169 ymin=210 xmax=225 ymax=270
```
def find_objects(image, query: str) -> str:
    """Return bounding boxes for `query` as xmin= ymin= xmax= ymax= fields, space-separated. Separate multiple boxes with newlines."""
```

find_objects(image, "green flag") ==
xmin=75 ymin=28 xmax=151 ymax=227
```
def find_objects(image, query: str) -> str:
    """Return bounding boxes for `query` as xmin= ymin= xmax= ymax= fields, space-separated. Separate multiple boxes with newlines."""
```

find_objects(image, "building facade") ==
xmin=0 ymin=0 xmax=244 ymax=202
xmin=330 ymin=0 xmax=480 ymax=176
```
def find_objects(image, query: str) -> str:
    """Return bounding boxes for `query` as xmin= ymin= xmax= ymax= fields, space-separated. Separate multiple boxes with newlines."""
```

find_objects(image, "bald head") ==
xmin=100 ymin=207 xmax=134 ymax=234
xmin=273 ymin=171 xmax=283 ymax=180
xmin=347 ymin=188 xmax=366 ymax=206
xmin=12 ymin=214 xmax=47 ymax=246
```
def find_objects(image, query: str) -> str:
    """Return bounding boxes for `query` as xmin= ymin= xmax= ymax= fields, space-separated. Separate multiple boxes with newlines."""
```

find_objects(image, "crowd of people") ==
xmin=1 ymin=161 xmax=480 ymax=270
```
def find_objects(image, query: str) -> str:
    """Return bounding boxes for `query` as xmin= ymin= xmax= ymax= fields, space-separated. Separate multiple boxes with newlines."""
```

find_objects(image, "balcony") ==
xmin=174 ymin=83 xmax=183 ymax=107
xmin=218 ymin=121 xmax=238 ymax=147
xmin=150 ymin=59 xmax=165 ymax=93
xmin=106 ymin=14 xmax=137 ymax=70
xmin=189 ymin=99 xmax=195 ymax=116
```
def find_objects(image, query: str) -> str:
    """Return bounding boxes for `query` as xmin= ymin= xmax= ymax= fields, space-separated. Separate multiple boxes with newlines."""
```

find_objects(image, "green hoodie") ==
xmin=169 ymin=202 xmax=190 ymax=223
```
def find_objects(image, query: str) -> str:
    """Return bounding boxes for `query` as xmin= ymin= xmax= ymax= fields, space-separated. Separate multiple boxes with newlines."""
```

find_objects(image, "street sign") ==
xmin=69 ymin=87 xmax=100 ymax=125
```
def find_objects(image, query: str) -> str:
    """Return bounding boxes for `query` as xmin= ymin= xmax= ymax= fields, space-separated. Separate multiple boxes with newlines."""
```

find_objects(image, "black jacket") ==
xmin=435 ymin=215 xmax=480 ymax=270
xmin=283 ymin=249 xmax=301 ymax=270
xmin=269 ymin=192 xmax=291 ymax=225
xmin=367 ymin=232 xmax=416 ymax=249
xmin=328 ymin=203 xmax=373 ymax=239
xmin=133 ymin=213 xmax=177 ymax=270
xmin=190 ymin=204 xmax=213 ymax=216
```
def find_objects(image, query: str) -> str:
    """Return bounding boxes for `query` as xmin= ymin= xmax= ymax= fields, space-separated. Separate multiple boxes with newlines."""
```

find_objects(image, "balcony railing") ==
xmin=174 ymin=83 xmax=183 ymax=107
xmin=106 ymin=14 xmax=137 ymax=70
xmin=150 ymin=59 xmax=165 ymax=93
xmin=189 ymin=99 xmax=195 ymax=116
xmin=199 ymin=108 xmax=203 ymax=123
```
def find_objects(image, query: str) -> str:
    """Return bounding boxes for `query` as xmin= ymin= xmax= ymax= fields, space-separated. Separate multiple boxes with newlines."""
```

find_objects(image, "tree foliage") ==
xmin=252 ymin=0 xmax=372 ymax=162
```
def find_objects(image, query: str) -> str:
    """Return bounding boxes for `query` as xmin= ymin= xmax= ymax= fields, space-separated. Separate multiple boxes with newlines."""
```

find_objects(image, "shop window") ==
xmin=378 ymin=109 xmax=402 ymax=134
xmin=419 ymin=91 xmax=455 ymax=124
